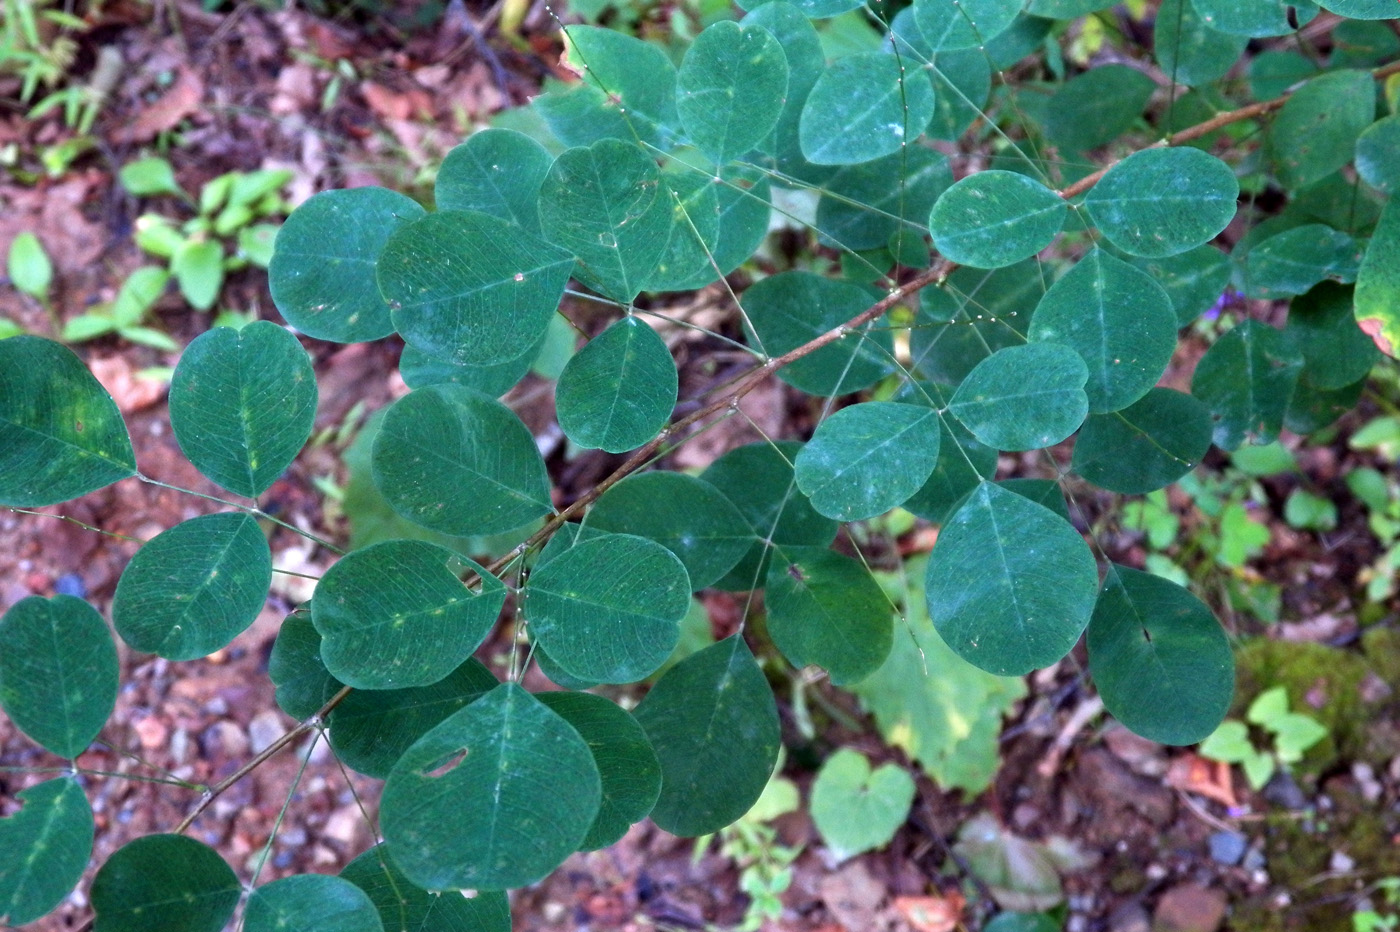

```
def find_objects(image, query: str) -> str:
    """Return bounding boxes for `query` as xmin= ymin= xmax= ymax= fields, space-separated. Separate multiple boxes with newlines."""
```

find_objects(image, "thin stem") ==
xmin=0 ymin=764 xmax=203 ymax=789
xmin=137 ymin=474 xmax=345 ymax=555
xmin=5 ymin=508 xmax=146 ymax=544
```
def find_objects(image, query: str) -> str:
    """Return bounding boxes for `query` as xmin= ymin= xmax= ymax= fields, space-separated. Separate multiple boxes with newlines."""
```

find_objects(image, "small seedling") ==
xmin=1198 ymin=686 xmax=1329 ymax=791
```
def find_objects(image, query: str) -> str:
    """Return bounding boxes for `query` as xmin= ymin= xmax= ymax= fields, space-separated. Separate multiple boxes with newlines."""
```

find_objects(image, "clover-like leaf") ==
xmin=556 ymin=316 xmax=677 ymax=453
xmin=91 ymin=835 xmax=241 ymax=932
xmin=930 ymin=171 xmax=1065 ymax=269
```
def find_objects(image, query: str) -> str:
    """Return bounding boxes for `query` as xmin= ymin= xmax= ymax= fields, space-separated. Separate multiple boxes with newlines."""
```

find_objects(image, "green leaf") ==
xmin=118 ymin=156 xmax=185 ymax=198
xmin=1085 ymin=148 xmax=1238 ymax=259
xmin=737 ymin=0 xmax=862 ymax=17
xmin=0 ymin=778 xmax=93 ymax=925
xmin=270 ymin=187 xmax=426 ymax=343
xmin=171 ymin=239 xmax=224 ymax=311
xmin=381 ymin=682 xmax=601 ymax=890
xmin=947 ymin=342 xmax=1089 ymax=451
xmin=645 ymin=164 xmax=772 ymax=292
xmin=1356 ymin=114 xmax=1400 ymax=195
xmin=342 ymin=845 xmax=511 ymax=932
xmin=524 ymin=533 xmax=690 ymax=683
xmin=902 ymin=411 xmax=998 ymax=523
xmin=810 ymin=748 xmax=915 ymax=861
xmin=929 ymin=171 xmax=1065 ymax=269
xmin=379 ymin=210 xmax=574 ymax=366
xmin=168 ymin=321 xmax=316 ymax=498
xmin=742 ymin=271 xmax=894 ymax=396
xmin=112 ymin=513 xmax=272 ymax=661
xmin=926 ymin=482 xmax=1098 ymax=676
xmin=245 ymin=874 xmax=383 ymax=932
xmin=851 ymin=552 xmax=1025 ymax=793
xmin=398 ymin=339 xmax=539 ymax=397
xmin=998 ymin=478 xmax=1069 ymax=522
xmin=799 ymin=52 xmax=935 ymax=166
xmin=1244 ymin=224 xmax=1361 ymax=299
xmin=563 ymin=26 xmax=679 ymax=146
xmin=1154 ymin=0 xmax=1247 ymax=86
xmin=1355 ymin=199 xmax=1400 ymax=359
xmin=794 ymin=401 xmax=941 ymax=521
xmin=329 ymin=658 xmax=497 ymax=779
xmin=634 ymin=636 xmax=781 ymax=837
xmin=587 ymin=471 xmax=752 ymax=590
xmin=1028 ymin=248 xmax=1178 ymax=413
xmin=1072 ymin=388 xmax=1212 ymax=494
xmin=1191 ymin=319 xmax=1304 ymax=449
xmin=677 ymin=21 xmax=788 ymax=164
xmin=371 ymin=384 xmax=553 ymax=536
xmin=765 ymin=547 xmax=893 ymax=685
xmin=313 ymin=540 xmax=505 ymax=690
xmin=436 ymin=129 xmax=553 ymax=234
xmin=1042 ymin=64 xmax=1155 ymax=152
xmin=91 ymin=835 xmax=241 ymax=932
xmin=1268 ymin=69 xmax=1375 ymax=191
xmin=0 ymin=595 xmax=117 ymax=758
xmin=984 ymin=913 xmax=1062 ymax=932
xmin=268 ymin=610 xmax=343 ymax=720
xmin=1127 ymin=244 xmax=1231 ymax=326
xmin=816 ymin=145 xmax=952 ymax=252
xmin=911 ymin=261 xmax=1042 ymax=385
xmin=1087 ymin=565 xmax=1234 ymax=745
xmin=8 ymin=231 xmax=52 ymax=299
xmin=1286 ymin=282 xmax=1381 ymax=388
xmin=556 ymin=316 xmax=677 ymax=453
xmin=1318 ymin=0 xmax=1397 ymax=17
xmin=1190 ymin=0 xmax=1318 ymax=36
xmin=536 ymin=691 xmax=663 ymax=850
xmin=700 ymin=440 xmax=839 ymax=590
xmin=912 ymin=0 xmax=1021 ymax=52
xmin=0 ymin=336 xmax=136 ymax=507
xmin=538 ymin=139 xmax=673 ymax=303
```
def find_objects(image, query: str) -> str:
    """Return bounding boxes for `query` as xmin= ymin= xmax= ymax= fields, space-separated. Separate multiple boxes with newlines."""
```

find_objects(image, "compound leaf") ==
xmin=1088 ymin=565 xmax=1234 ymax=745
xmin=524 ymin=533 xmax=691 ymax=684
xmin=244 ymin=875 xmax=382 ymax=932
xmin=342 ymin=845 xmax=511 ymax=932
xmin=799 ymin=52 xmax=935 ymax=166
xmin=536 ymin=691 xmax=663 ymax=850
xmin=0 ymin=777 xmax=93 ymax=926
xmin=0 ymin=595 xmax=117 ymax=759
xmin=169 ymin=321 xmax=317 ymax=499
xmin=947 ymin=343 xmax=1089 ymax=451
xmin=1072 ymin=388 xmax=1212 ymax=494
xmin=371 ymin=384 xmax=553 ymax=536
xmin=929 ymin=171 xmax=1065 ymax=269
xmin=926 ymin=482 xmax=1098 ymax=676
xmin=634 ymin=636 xmax=781 ymax=837
xmin=765 ymin=547 xmax=893 ymax=685
xmin=380 ymin=210 xmax=574 ymax=367
xmin=269 ymin=187 xmax=425 ymax=342
xmin=112 ymin=513 xmax=272 ymax=661
xmin=91 ymin=835 xmax=240 ymax=932
xmin=556 ymin=316 xmax=677 ymax=453
xmin=1084 ymin=148 xmax=1238 ymax=259
xmin=794 ymin=401 xmax=941 ymax=521
xmin=381 ymin=682 xmax=601 ymax=891
xmin=0 ymin=336 xmax=135 ymax=507
xmin=645 ymin=164 xmax=771 ymax=292
xmin=677 ymin=21 xmax=788 ymax=164
xmin=436 ymin=129 xmax=553 ymax=234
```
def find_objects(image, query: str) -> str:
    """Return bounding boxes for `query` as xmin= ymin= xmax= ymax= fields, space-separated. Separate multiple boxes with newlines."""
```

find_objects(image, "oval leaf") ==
xmin=380 ymin=682 xmax=602 ymax=891
xmin=268 ymin=610 xmax=343 ymax=721
xmin=1072 ymin=388 xmax=1212 ymax=494
xmin=342 ymin=845 xmax=511 ymax=932
xmin=270 ymin=187 xmax=426 ymax=342
xmin=926 ymin=482 xmax=1098 ymax=676
xmin=1088 ymin=565 xmax=1234 ymax=745
xmin=112 ymin=513 xmax=272 ymax=661
xmin=536 ymin=691 xmax=663 ymax=850
xmin=1028 ymin=248 xmax=1177 ymax=413
xmin=947 ymin=342 xmax=1089 ymax=451
xmin=91 ymin=835 xmax=241 ymax=932
xmin=677 ymin=21 xmax=788 ymax=164
xmin=799 ymin=52 xmax=935 ymax=166
xmin=436 ymin=129 xmax=553 ymax=233
xmin=245 ymin=874 xmax=383 ymax=932
xmin=1190 ymin=319 xmax=1304 ymax=449
xmin=524 ymin=533 xmax=691 ymax=684
xmin=1084 ymin=147 xmax=1238 ymax=258
xmin=794 ymin=401 xmax=941 ymax=521
xmin=634 ymin=636 xmax=781 ymax=837
xmin=1355 ymin=200 xmax=1400 ymax=359
xmin=1356 ymin=114 xmax=1400 ymax=196
xmin=0 ymin=336 xmax=136 ymax=507
xmin=371 ymin=384 xmax=553 ymax=536
xmin=556 ymin=317 xmax=677 ymax=453
xmin=313 ymin=540 xmax=505 ymax=690
xmin=912 ymin=0 xmax=1021 ymax=52
xmin=1268 ymin=69 xmax=1374 ymax=190
xmin=929 ymin=171 xmax=1066 ymax=269
xmin=765 ymin=548 xmax=893 ymax=685
xmin=169 ymin=321 xmax=317 ymax=498
xmin=380 ymin=209 xmax=574 ymax=366
xmin=0 ymin=595 xmax=117 ymax=759
xmin=1286 ymin=282 xmax=1380 ymax=389
xmin=0 ymin=778 xmax=93 ymax=925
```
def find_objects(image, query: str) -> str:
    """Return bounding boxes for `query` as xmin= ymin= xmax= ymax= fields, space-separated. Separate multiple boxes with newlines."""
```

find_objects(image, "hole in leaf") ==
xmin=420 ymin=747 xmax=469 ymax=778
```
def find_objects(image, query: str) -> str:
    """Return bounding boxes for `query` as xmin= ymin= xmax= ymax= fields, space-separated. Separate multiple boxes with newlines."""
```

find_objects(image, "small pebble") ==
xmin=54 ymin=573 xmax=86 ymax=598
xmin=1208 ymin=831 xmax=1248 ymax=866
xmin=248 ymin=710 xmax=287 ymax=753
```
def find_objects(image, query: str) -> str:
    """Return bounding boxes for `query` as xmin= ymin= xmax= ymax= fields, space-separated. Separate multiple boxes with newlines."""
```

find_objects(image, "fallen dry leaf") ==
xmin=1165 ymin=752 xmax=1238 ymax=809
xmin=894 ymin=891 xmax=965 ymax=932
xmin=88 ymin=354 xmax=167 ymax=413
xmin=114 ymin=67 xmax=204 ymax=144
